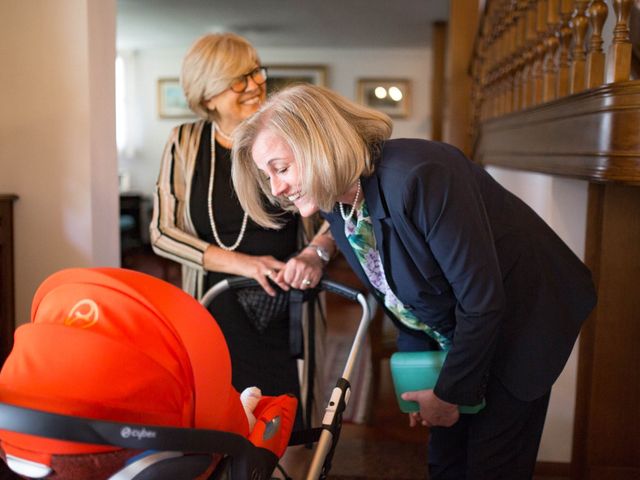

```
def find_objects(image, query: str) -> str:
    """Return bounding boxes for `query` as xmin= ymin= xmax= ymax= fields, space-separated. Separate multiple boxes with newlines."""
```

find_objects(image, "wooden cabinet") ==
xmin=120 ymin=193 xmax=149 ymax=254
xmin=0 ymin=195 xmax=17 ymax=366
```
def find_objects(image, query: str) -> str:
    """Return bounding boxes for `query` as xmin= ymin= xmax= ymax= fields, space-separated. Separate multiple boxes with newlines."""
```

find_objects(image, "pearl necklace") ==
xmin=215 ymin=126 xmax=233 ymax=143
xmin=339 ymin=180 xmax=361 ymax=222
xmin=207 ymin=124 xmax=248 ymax=251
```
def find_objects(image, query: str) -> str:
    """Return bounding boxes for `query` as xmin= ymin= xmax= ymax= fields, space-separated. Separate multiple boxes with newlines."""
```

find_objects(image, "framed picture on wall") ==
xmin=266 ymin=65 xmax=327 ymax=94
xmin=157 ymin=78 xmax=195 ymax=118
xmin=356 ymin=78 xmax=411 ymax=118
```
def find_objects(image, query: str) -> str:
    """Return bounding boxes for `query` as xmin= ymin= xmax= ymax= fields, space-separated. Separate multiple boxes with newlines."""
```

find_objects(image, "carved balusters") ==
xmin=500 ymin=1 xmax=514 ymax=116
xmin=586 ymin=0 xmax=608 ymax=87
xmin=481 ymin=21 xmax=494 ymax=120
xmin=470 ymin=0 xmax=633 ymax=139
xmin=483 ymin=34 xmax=495 ymax=116
xmin=570 ymin=0 xmax=590 ymax=93
xmin=543 ymin=0 xmax=561 ymax=101
xmin=605 ymin=0 xmax=633 ymax=82
xmin=471 ymin=54 xmax=485 ymax=131
xmin=503 ymin=3 xmax=519 ymax=114
xmin=495 ymin=1 xmax=509 ymax=116
xmin=557 ymin=0 xmax=574 ymax=96
xmin=494 ymin=10 xmax=506 ymax=116
xmin=532 ymin=0 xmax=549 ymax=104
xmin=485 ymin=10 xmax=499 ymax=118
xmin=513 ymin=0 xmax=530 ymax=110
xmin=522 ymin=0 xmax=540 ymax=107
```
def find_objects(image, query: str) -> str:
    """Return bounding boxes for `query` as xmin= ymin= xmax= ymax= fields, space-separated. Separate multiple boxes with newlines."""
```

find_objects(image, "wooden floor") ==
xmin=320 ymin=254 xmax=429 ymax=480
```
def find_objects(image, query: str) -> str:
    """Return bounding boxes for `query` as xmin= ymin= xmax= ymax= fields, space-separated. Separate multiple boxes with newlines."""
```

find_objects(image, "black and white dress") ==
xmin=190 ymin=123 xmax=301 ymax=406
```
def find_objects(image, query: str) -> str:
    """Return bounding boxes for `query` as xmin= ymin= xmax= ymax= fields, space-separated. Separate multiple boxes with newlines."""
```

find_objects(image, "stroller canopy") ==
xmin=0 ymin=267 xmax=250 ymax=458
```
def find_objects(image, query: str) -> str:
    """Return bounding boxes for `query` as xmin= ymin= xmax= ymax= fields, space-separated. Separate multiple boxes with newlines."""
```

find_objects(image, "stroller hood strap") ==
xmin=0 ymin=402 xmax=265 ymax=458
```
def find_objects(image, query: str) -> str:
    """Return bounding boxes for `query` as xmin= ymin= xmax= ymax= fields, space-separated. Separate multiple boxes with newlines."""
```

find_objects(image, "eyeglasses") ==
xmin=229 ymin=66 xmax=268 ymax=93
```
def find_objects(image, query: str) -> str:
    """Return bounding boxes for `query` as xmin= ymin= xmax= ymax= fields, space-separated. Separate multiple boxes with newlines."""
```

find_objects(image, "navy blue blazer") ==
xmin=323 ymin=139 xmax=596 ymax=405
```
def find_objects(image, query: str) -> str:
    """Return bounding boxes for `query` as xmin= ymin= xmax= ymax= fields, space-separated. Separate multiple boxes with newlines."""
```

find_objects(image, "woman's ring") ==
xmin=265 ymin=269 xmax=273 ymax=277
xmin=302 ymin=278 xmax=312 ymax=286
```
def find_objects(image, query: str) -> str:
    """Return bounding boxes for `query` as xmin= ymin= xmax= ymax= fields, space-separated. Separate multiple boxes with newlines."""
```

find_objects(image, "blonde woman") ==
xmin=150 ymin=35 xmax=333 ymax=478
xmin=232 ymin=84 xmax=597 ymax=480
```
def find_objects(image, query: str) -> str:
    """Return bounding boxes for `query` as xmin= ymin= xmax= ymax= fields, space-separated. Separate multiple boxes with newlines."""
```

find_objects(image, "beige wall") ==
xmin=487 ymin=167 xmax=590 ymax=463
xmin=0 ymin=0 xmax=119 ymax=326
xmin=119 ymin=45 xmax=434 ymax=196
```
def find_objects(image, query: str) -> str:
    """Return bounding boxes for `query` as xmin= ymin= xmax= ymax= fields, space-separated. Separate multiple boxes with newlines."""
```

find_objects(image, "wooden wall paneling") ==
xmin=573 ymin=183 xmax=640 ymax=480
xmin=571 ymin=183 xmax=604 ymax=480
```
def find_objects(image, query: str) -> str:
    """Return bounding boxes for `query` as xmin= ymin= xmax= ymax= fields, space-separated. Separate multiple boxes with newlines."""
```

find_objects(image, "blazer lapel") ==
xmin=361 ymin=174 xmax=395 ymax=289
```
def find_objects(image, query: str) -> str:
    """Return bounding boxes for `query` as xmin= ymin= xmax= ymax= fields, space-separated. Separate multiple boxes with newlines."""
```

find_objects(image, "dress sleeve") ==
xmin=150 ymin=124 xmax=210 ymax=272
xmin=403 ymin=144 xmax=505 ymax=406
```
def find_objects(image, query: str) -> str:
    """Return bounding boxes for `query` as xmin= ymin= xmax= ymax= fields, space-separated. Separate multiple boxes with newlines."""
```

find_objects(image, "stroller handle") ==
xmin=200 ymin=276 xmax=373 ymax=480
xmin=200 ymin=276 xmax=364 ymax=307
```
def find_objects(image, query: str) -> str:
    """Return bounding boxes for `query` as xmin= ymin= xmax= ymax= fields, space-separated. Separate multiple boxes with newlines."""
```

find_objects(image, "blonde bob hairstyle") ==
xmin=181 ymin=33 xmax=261 ymax=121
xmin=232 ymin=84 xmax=392 ymax=229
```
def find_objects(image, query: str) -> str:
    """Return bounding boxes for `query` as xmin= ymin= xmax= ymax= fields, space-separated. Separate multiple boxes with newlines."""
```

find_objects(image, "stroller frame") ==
xmin=0 ymin=277 xmax=371 ymax=480
xmin=202 ymin=277 xmax=371 ymax=480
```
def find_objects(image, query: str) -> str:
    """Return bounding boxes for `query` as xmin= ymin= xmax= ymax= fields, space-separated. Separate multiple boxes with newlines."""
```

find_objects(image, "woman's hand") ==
xmin=203 ymin=246 xmax=286 ymax=295
xmin=276 ymin=248 xmax=325 ymax=290
xmin=236 ymin=255 xmax=288 ymax=295
xmin=402 ymin=389 xmax=459 ymax=428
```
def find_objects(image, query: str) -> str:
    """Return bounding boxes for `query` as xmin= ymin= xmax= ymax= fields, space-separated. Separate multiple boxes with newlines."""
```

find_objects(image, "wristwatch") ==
xmin=306 ymin=244 xmax=331 ymax=263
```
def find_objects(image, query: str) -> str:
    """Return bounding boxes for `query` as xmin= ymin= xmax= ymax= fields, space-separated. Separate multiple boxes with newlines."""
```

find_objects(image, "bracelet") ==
xmin=305 ymin=244 xmax=330 ymax=263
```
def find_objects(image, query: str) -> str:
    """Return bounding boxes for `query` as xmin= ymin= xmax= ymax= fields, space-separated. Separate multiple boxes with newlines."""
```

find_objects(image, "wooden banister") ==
xmin=467 ymin=3 xmax=640 ymax=478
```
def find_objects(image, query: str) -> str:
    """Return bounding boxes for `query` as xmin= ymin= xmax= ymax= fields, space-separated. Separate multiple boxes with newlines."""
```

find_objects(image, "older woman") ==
xmin=232 ymin=84 xmax=597 ymax=480
xmin=150 ymin=35 xmax=334 ymax=478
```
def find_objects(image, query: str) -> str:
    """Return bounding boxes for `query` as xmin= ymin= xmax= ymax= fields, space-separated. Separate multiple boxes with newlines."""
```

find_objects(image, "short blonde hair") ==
xmin=181 ymin=33 xmax=260 ymax=121
xmin=232 ymin=84 xmax=393 ymax=229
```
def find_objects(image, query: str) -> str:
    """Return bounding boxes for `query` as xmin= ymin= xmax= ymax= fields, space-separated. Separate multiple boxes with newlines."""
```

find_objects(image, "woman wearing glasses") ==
xmin=150 ymin=33 xmax=334 ymax=478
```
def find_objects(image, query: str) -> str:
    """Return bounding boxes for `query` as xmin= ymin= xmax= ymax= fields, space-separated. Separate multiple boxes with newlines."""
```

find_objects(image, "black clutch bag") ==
xmin=235 ymin=286 xmax=290 ymax=333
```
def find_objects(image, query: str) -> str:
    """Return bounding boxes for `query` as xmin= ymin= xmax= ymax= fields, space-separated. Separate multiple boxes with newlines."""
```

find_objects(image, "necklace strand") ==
xmin=215 ymin=127 xmax=234 ymax=143
xmin=207 ymin=124 xmax=248 ymax=251
xmin=339 ymin=180 xmax=361 ymax=222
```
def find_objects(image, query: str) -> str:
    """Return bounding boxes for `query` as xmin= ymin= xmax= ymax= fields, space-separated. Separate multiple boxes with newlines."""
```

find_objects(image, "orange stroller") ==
xmin=0 ymin=268 xmax=371 ymax=480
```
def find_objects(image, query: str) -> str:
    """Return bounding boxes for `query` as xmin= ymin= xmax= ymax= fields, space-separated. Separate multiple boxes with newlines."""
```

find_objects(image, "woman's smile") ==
xmin=251 ymin=129 xmax=320 ymax=217
xmin=287 ymin=191 xmax=303 ymax=202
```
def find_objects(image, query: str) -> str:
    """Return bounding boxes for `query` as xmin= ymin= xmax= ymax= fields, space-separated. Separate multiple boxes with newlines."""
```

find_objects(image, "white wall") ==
xmin=487 ymin=166 xmax=589 ymax=463
xmin=118 ymin=45 xmax=433 ymax=196
xmin=0 ymin=0 xmax=119 ymax=326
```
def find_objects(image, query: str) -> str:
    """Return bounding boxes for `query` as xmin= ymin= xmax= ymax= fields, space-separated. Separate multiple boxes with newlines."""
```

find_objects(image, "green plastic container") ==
xmin=390 ymin=351 xmax=485 ymax=414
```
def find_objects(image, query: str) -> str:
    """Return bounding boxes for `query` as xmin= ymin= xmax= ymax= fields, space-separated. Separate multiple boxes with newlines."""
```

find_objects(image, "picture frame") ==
xmin=266 ymin=65 xmax=328 ymax=94
xmin=356 ymin=78 xmax=411 ymax=118
xmin=157 ymin=78 xmax=194 ymax=119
